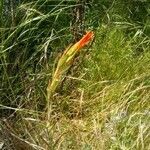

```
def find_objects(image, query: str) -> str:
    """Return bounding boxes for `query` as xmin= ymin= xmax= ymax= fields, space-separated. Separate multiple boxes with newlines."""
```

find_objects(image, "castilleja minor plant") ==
xmin=47 ymin=31 xmax=94 ymax=101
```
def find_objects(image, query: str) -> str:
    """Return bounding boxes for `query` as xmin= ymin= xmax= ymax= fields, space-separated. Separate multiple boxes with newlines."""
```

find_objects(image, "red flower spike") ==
xmin=77 ymin=31 xmax=94 ymax=50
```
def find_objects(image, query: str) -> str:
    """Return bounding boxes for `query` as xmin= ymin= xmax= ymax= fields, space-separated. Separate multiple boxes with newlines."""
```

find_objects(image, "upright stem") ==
xmin=10 ymin=0 xmax=15 ymax=27
xmin=0 ymin=0 xmax=4 ymax=44
xmin=72 ymin=0 xmax=86 ymax=42
xmin=47 ymin=81 xmax=52 ymax=121
xmin=0 ymin=0 xmax=3 ymax=21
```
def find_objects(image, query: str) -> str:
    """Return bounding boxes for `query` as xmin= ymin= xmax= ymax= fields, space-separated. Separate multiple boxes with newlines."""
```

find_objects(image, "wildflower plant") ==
xmin=46 ymin=31 xmax=94 ymax=120
xmin=47 ymin=31 xmax=94 ymax=101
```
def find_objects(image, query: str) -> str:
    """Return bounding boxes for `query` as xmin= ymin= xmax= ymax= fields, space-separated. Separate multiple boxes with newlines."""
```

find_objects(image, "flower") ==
xmin=47 ymin=31 xmax=94 ymax=99
xmin=65 ymin=31 xmax=94 ymax=61
xmin=76 ymin=31 xmax=94 ymax=50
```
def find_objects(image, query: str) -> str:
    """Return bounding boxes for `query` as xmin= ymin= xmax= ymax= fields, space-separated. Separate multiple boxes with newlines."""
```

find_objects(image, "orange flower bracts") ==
xmin=76 ymin=31 xmax=94 ymax=50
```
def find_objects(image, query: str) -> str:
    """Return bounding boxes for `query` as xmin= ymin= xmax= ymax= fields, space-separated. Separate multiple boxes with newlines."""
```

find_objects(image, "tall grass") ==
xmin=0 ymin=0 xmax=150 ymax=150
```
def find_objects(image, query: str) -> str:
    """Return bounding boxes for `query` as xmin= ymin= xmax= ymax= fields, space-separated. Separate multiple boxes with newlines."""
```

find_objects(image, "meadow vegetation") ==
xmin=0 ymin=0 xmax=150 ymax=149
